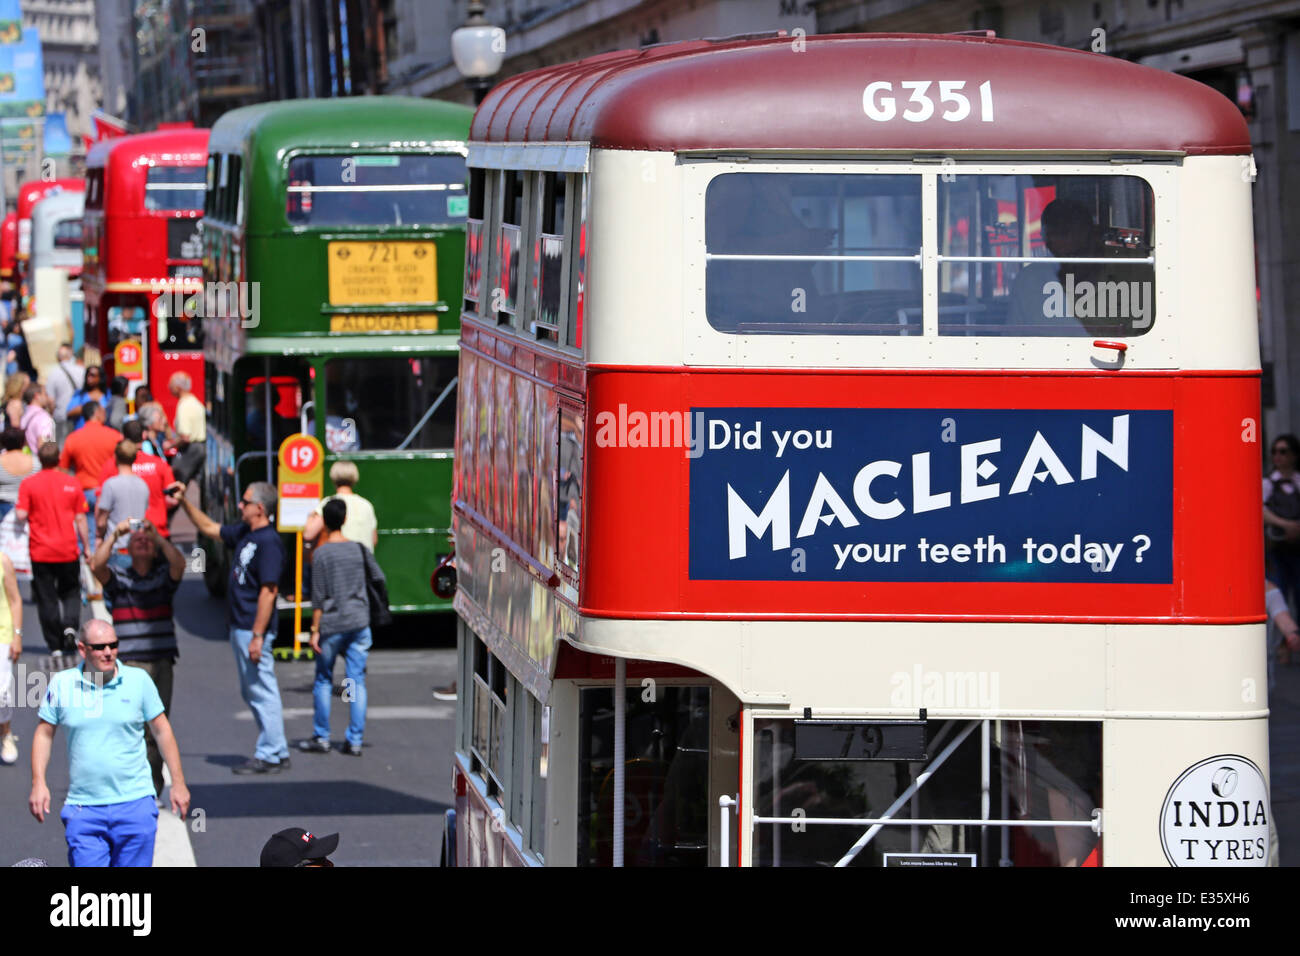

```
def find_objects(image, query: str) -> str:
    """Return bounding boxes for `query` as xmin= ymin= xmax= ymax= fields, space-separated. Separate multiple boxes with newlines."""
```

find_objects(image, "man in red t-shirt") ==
xmin=95 ymin=420 xmax=178 ymax=537
xmin=59 ymin=402 xmax=122 ymax=550
xmin=16 ymin=443 xmax=90 ymax=660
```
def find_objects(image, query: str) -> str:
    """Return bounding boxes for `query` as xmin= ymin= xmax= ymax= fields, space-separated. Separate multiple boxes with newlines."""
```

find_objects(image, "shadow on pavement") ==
xmin=187 ymin=780 xmax=449 ymax=818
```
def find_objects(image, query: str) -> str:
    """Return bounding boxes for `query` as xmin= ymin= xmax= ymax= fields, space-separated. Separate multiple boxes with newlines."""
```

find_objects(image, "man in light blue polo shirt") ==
xmin=29 ymin=619 xmax=191 ymax=867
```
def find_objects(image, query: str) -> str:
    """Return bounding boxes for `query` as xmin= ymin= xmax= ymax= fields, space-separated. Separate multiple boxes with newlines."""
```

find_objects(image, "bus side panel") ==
xmin=583 ymin=370 xmax=1262 ymax=623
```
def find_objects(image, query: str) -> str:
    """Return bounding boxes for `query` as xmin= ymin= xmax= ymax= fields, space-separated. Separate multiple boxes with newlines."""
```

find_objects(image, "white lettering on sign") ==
xmin=863 ymin=80 xmax=993 ymax=123
xmin=726 ymin=414 xmax=1129 ymax=559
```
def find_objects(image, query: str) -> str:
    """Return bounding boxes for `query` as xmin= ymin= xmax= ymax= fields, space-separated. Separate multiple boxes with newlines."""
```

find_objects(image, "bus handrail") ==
xmin=396 ymin=377 xmax=457 ymax=452
xmin=233 ymin=449 xmax=274 ymax=506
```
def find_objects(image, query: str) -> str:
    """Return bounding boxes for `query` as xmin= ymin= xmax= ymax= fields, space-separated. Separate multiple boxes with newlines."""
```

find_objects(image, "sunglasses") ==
xmin=83 ymin=641 xmax=119 ymax=652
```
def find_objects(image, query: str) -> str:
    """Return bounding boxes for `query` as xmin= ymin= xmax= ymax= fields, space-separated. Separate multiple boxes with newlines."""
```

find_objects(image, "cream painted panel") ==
xmin=586 ymin=149 xmax=685 ymax=367
xmin=1103 ymin=717 xmax=1269 ymax=866
xmin=1175 ymin=156 xmax=1259 ymax=372
xmin=578 ymin=618 xmax=1265 ymax=719
xmin=1106 ymin=622 xmax=1266 ymax=715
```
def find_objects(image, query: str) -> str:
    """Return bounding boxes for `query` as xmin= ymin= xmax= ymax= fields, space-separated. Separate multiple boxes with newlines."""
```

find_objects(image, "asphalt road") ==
xmin=0 ymin=566 xmax=459 ymax=867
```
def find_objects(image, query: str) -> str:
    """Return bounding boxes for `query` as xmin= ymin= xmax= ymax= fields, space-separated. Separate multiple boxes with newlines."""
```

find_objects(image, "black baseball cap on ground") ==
xmin=260 ymin=828 xmax=340 ymax=867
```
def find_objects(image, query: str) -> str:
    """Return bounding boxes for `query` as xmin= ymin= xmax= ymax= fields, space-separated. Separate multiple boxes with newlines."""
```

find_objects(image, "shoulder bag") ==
xmin=357 ymin=543 xmax=392 ymax=630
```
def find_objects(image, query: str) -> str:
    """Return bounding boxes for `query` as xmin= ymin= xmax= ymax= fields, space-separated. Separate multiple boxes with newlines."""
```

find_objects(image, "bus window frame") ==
xmin=279 ymin=146 xmax=470 ymax=233
xmin=467 ymin=165 xmax=586 ymax=359
xmin=681 ymin=158 xmax=1176 ymax=370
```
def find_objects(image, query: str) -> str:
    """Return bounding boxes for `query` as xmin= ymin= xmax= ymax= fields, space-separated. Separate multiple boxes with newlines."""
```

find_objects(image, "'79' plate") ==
xmin=327 ymin=241 xmax=437 ymax=305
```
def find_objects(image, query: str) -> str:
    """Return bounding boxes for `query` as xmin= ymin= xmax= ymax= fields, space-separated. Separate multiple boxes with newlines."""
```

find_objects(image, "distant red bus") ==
xmin=82 ymin=128 xmax=209 ymax=420
xmin=15 ymin=178 xmax=84 ymax=301
xmin=0 ymin=212 xmax=15 ymax=282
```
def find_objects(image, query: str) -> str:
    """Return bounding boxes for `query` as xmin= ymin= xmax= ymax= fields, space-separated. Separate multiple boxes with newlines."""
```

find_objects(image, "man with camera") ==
xmin=90 ymin=517 xmax=186 ymax=798
xmin=95 ymin=441 xmax=151 ymax=565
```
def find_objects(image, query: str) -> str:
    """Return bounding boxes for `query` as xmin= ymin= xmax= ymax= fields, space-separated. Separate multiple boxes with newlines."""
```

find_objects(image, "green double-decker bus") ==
xmin=199 ymin=96 xmax=472 ymax=620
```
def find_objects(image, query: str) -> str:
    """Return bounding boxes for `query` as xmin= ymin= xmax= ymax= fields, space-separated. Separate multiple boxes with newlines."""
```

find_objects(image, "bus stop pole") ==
xmin=263 ymin=357 xmax=273 ymax=482
xmin=613 ymin=657 xmax=626 ymax=867
xmin=293 ymin=530 xmax=303 ymax=656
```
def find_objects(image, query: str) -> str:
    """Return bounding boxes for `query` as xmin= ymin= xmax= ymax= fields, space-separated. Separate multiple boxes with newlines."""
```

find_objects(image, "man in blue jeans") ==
xmin=174 ymin=479 xmax=290 ymax=773
xmin=28 ymin=620 xmax=190 ymax=866
xmin=298 ymin=498 xmax=384 ymax=756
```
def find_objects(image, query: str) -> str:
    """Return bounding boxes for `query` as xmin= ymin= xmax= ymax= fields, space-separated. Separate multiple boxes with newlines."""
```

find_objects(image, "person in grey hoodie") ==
xmin=297 ymin=497 xmax=385 ymax=756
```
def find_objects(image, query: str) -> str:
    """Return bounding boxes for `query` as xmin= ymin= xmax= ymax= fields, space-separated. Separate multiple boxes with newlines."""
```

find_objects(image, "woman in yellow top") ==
xmin=0 ymin=550 xmax=24 ymax=764
xmin=303 ymin=461 xmax=378 ymax=553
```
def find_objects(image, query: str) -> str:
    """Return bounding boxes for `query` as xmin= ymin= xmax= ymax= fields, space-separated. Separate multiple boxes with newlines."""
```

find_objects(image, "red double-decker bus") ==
xmin=0 ymin=212 xmax=16 ymax=283
xmin=15 ymin=177 xmax=84 ymax=303
xmin=82 ymin=128 xmax=209 ymax=419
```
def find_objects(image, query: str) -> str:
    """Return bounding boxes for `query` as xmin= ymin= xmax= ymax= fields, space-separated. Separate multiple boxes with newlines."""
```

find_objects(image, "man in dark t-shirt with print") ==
xmin=174 ymin=479 xmax=290 ymax=774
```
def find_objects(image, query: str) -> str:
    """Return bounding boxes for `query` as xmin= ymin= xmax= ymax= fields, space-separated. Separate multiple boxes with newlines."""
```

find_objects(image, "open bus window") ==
xmin=753 ymin=718 xmax=1101 ymax=867
xmin=577 ymin=686 xmax=711 ymax=866
xmin=939 ymin=174 xmax=1155 ymax=337
xmin=286 ymin=154 xmax=468 ymax=227
xmin=705 ymin=173 xmax=923 ymax=335
xmin=323 ymin=356 xmax=457 ymax=451
xmin=53 ymin=217 xmax=82 ymax=248
xmin=145 ymin=165 xmax=207 ymax=212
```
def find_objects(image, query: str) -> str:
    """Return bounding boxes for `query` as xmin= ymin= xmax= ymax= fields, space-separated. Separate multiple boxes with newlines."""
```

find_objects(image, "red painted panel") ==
xmin=581 ymin=369 xmax=1263 ymax=622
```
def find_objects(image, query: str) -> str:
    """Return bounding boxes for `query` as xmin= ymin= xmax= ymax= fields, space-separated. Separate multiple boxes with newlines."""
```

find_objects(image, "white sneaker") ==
xmin=1 ymin=733 xmax=18 ymax=765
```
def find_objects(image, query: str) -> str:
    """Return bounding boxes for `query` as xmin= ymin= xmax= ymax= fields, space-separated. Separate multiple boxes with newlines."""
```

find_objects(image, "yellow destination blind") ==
xmin=327 ymin=240 xmax=438 ymax=306
xmin=328 ymin=313 xmax=439 ymax=333
xmin=276 ymin=433 xmax=325 ymax=532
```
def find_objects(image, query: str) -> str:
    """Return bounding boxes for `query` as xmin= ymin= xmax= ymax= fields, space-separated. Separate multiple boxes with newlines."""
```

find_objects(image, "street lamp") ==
xmin=451 ymin=1 xmax=505 ymax=106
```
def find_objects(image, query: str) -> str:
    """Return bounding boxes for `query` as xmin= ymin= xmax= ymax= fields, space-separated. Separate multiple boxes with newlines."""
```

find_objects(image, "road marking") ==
xmin=152 ymin=765 xmax=196 ymax=867
xmin=236 ymin=704 xmax=455 ymax=721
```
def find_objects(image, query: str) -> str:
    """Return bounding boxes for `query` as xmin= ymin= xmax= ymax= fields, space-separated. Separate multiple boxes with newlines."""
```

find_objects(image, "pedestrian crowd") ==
xmin=0 ymin=339 xmax=388 ymax=866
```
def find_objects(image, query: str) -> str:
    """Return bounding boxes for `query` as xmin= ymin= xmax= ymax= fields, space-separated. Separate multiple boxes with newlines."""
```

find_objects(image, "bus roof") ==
xmin=86 ymin=127 xmax=210 ymax=171
xmin=32 ymin=191 xmax=83 ymax=223
xmin=470 ymin=33 xmax=1250 ymax=156
xmin=208 ymin=95 xmax=473 ymax=159
xmin=17 ymin=178 xmax=83 ymax=220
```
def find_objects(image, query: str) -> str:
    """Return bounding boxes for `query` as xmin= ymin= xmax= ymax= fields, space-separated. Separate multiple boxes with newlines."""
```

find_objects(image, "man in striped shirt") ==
xmin=90 ymin=517 xmax=185 ymax=798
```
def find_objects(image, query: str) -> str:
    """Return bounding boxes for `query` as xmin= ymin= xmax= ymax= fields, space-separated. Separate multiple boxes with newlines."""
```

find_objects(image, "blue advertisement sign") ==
xmin=0 ymin=28 xmax=43 ymax=118
xmin=0 ymin=0 xmax=20 ymax=44
xmin=687 ymin=408 xmax=1173 ymax=584
xmin=43 ymin=111 xmax=69 ymax=156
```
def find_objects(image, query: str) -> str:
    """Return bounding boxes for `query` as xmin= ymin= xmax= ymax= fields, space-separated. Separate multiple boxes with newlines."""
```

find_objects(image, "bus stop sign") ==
xmin=277 ymin=433 xmax=324 ymax=532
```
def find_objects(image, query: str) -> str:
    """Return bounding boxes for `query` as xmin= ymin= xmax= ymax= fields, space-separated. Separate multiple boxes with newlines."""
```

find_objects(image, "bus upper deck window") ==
xmin=285 ymin=154 xmax=468 ymax=227
xmin=145 ymin=165 xmax=208 ymax=212
xmin=937 ymin=174 xmax=1155 ymax=337
xmin=53 ymin=218 xmax=82 ymax=248
xmin=705 ymin=173 xmax=923 ymax=336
